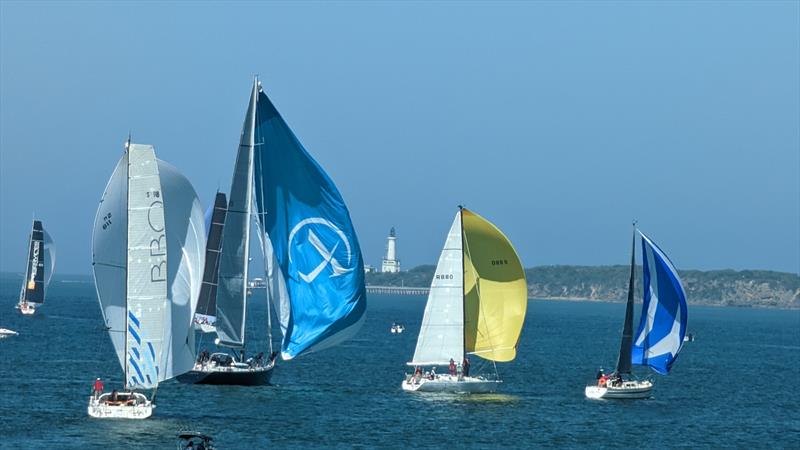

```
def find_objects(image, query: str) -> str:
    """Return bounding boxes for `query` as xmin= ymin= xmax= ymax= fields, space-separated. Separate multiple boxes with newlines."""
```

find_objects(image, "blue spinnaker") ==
xmin=253 ymin=88 xmax=366 ymax=360
xmin=632 ymin=231 xmax=688 ymax=374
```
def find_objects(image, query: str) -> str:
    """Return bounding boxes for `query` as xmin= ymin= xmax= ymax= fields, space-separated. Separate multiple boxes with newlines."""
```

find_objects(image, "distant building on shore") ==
xmin=381 ymin=227 xmax=400 ymax=273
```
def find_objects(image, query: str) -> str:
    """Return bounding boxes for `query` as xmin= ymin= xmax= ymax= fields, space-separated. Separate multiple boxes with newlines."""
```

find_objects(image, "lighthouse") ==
xmin=381 ymin=227 xmax=400 ymax=273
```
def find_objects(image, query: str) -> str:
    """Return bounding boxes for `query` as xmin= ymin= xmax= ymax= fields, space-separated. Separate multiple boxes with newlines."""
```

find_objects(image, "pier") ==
xmin=366 ymin=285 xmax=429 ymax=296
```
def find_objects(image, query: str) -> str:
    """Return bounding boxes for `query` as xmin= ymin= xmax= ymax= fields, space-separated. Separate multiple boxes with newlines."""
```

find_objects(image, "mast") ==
xmin=615 ymin=221 xmax=637 ymax=375
xmin=459 ymin=205 xmax=466 ymax=360
xmin=252 ymin=78 xmax=274 ymax=356
xmin=123 ymin=137 xmax=131 ymax=388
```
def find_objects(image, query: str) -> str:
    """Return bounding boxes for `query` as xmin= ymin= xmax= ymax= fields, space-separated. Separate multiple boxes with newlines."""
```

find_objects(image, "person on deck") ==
xmin=449 ymin=359 xmax=456 ymax=376
xmin=598 ymin=374 xmax=608 ymax=387
xmin=462 ymin=357 xmax=471 ymax=377
xmin=429 ymin=367 xmax=436 ymax=380
xmin=596 ymin=368 xmax=604 ymax=380
xmin=93 ymin=378 xmax=104 ymax=399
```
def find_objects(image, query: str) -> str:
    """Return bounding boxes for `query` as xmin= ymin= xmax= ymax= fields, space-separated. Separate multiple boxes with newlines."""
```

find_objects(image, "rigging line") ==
xmin=461 ymin=220 xmax=500 ymax=379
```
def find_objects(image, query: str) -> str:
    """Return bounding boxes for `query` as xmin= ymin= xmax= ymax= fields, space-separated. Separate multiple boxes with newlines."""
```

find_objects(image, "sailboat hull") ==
xmin=402 ymin=374 xmax=501 ymax=393
xmin=17 ymin=304 xmax=36 ymax=315
xmin=585 ymin=379 xmax=653 ymax=400
xmin=177 ymin=361 xmax=275 ymax=386
xmin=88 ymin=393 xmax=153 ymax=419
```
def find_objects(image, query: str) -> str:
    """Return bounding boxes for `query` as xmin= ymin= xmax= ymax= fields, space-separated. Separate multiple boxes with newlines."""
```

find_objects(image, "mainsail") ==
xmin=252 ymin=81 xmax=367 ymax=360
xmin=92 ymin=143 xmax=205 ymax=389
xmin=615 ymin=226 xmax=637 ymax=375
xmin=19 ymin=220 xmax=46 ymax=305
xmin=462 ymin=208 xmax=527 ymax=362
xmin=631 ymin=231 xmax=688 ymax=375
xmin=214 ymin=84 xmax=257 ymax=349
xmin=410 ymin=211 xmax=464 ymax=366
xmin=195 ymin=192 xmax=228 ymax=325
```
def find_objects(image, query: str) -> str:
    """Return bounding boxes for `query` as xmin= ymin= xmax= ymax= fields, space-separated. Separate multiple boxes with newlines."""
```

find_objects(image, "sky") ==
xmin=1 ymin=1 xmax=798 ymax=276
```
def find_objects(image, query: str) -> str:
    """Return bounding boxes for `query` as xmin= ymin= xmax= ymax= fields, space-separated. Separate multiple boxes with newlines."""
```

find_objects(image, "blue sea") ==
xmin=1 ymin=274 xmax=798 ymax=449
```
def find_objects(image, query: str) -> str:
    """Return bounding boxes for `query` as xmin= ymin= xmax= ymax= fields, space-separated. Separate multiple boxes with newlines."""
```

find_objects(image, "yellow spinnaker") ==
xmin=462 ymin=208 xmax=527 ymax=362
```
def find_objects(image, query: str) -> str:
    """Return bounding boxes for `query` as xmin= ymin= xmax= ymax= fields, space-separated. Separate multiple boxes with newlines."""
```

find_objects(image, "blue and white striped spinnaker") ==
xmin=631 ymin=231 xmax=688 ymax=375
xmin=252 ymin=82 xmax=366 ymax=360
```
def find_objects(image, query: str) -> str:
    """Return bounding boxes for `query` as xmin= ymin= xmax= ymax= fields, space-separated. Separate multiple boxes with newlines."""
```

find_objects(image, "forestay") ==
xmin=462 ymin=208 xmax=527 ymax=362
xmin=632 ymin=231 xmax=688 ymax=375
xmin=253 ymin=83 xmax=366 ymax=360
xmin=409 ymin=212 xmax=464 ymax=366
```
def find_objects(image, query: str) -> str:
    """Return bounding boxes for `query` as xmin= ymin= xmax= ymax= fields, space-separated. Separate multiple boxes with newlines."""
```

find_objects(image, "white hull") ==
xmin=402 ymin=374 xmax=501 ymax=393
xmin=585 ymin=379 xmax=653 ymax=400
xmin=0 ymin=328 xmax=18 ymax=338
xmin=16 ymin=303 xmax=36 ymax=315
xmin=88 ymin=393 xmax=153 ymax=419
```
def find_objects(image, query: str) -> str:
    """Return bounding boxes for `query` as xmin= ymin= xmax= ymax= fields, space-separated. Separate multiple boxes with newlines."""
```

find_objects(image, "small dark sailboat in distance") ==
xmin=585 ymin=222 xmax=688 ymax=400
xmin=16 ymin=219 xmax=55 ymax=315
xmin=192 ymin=192 xmax=228 ymax=333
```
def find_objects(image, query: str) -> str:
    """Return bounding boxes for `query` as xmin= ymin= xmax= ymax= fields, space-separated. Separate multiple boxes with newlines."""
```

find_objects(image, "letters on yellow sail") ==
xmin=461 ymin=208 xmax=527 ymax=362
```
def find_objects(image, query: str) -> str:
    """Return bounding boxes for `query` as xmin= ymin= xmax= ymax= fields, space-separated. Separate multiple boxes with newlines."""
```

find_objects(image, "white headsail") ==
xmin=409 ymin=211 xmax=465 ymax=366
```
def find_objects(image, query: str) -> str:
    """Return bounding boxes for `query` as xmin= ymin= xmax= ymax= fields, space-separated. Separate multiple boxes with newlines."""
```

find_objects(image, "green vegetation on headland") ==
xmin=365 ymin=265 xmax=800 ymax=309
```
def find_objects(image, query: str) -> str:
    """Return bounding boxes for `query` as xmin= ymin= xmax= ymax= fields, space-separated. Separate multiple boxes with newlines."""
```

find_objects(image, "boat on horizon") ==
xmin=585 ymin=222 xmax=689 ymax=400
xmin=89 ymin=140 xmax=205 ymax=418
xmin=402 ymin=206 xmax=527 ymax=394
xmin=16 ymin=219 xmax=55 ymax=315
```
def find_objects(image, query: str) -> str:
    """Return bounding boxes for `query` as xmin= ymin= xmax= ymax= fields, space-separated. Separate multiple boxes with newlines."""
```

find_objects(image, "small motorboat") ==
xmin=684 ymin=333 xmax=695 ymax=342
xmin=390 ymin=323 xmax=405 ymax=334
xmin=176 ymin=431 xmax=215 ymax=450
xmin=88 ymin=391 xmax=153 ymax=419
xmin=0 ymin=328 xmax=19 ymax=338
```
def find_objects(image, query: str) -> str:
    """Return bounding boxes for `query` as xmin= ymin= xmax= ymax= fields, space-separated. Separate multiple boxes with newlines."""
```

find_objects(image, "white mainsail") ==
xmin=409 ymin=211 xmax=465 ymax=366
xmin=125 ymin=144 xmax=168 ymax=389
xmin=92 ymin=143 xmax=204 ymax=389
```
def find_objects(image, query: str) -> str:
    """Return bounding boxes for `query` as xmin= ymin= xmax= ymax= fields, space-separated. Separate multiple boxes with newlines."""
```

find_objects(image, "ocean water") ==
xmin=0 ymin=275 xmax=798 ymax=449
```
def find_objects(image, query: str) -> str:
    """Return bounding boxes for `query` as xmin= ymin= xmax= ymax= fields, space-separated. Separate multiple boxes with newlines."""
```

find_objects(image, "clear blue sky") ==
xmin=1 ymin=1 xmax=798 ymax=275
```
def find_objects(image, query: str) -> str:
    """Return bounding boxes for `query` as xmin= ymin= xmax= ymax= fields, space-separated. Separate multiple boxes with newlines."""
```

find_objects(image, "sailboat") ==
xmin=585 ymin=223 xmax=688 ymax=400
xmin=89 ymin=140 xmax=205 ymax=419
xmin=402 ymin=207 xmax=527 ymax=393
xmin=179 ymin=78 xmax=367 ymax=384
xmin=16 ymin=219 xmax=55 ymax=315
xmin=192 ymin=192 xmax=228 ymax=333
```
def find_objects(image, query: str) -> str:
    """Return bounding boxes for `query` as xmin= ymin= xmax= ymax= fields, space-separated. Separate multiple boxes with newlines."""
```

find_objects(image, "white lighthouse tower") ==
xmin=381 ymin=227 xmax=400 ymax=273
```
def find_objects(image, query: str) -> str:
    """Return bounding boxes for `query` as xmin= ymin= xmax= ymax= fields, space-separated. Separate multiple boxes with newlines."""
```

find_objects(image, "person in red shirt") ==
xmin=93 ymin=378 xmax=104 ymax=399
xmin=449 ymin=358 xmax=456 ymax=376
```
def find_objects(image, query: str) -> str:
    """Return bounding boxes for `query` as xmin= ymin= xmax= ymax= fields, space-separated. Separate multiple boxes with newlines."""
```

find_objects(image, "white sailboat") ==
xmin=402 ymin=207 xmax=527 ymax=393
xmin=585 ymin=223 xmax=688 ymax=400
xmin=89 ymin=140 xmax=205 ymax=418
xmin=16 ymin=219 xmax=55 ymax=315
